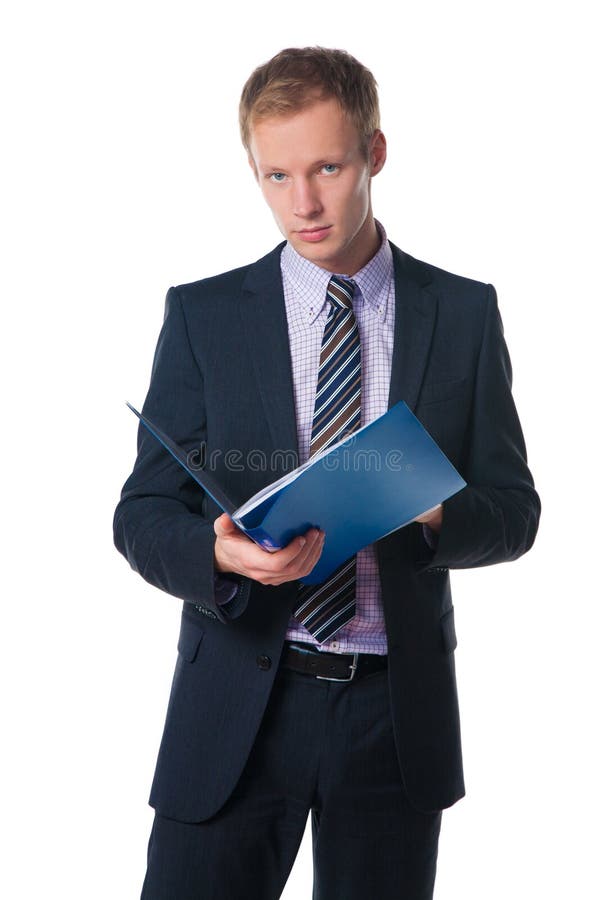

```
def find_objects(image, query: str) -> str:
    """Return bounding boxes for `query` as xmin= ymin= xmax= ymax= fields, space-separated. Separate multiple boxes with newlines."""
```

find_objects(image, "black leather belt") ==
xmin=281 ymin=641 xmax=388 ymax=683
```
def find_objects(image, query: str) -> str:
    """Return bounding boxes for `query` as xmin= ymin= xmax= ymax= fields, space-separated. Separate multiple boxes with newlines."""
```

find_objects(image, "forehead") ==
xmin=249 ymin=97 xmax=361 ymax=168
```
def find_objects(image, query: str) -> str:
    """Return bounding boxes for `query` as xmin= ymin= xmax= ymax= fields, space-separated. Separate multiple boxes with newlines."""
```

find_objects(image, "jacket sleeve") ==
xmin=422 ymin=284 xmax=541 ymax=570
xmin=113 ymin=286 xmax=251 ymax=622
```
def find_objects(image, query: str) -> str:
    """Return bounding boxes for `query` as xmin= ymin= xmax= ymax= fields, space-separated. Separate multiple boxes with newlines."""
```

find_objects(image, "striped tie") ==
xmin=292 ymin=274 xmax=361 ymax=644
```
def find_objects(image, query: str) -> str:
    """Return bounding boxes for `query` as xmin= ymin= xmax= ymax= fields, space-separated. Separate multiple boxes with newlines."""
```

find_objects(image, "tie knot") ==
xmin=327 ymin=275 xmax=356 ymax=311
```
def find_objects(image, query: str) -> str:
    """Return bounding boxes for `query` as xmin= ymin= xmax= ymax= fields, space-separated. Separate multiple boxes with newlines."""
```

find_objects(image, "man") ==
xmin=114 ymin=47 xmax=540 ymax=899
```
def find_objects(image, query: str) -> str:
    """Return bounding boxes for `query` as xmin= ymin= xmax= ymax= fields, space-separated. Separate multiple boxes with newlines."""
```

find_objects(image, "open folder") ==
xmin=126 ymin=400 xmax=465 ymax=585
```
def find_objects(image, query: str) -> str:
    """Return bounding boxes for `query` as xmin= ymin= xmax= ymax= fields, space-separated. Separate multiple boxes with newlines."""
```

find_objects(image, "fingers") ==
xmin=414 ymin=504 xmax=443 ymax=524
xmin=290 ymin=529 xmax=324 ymax=573
xmin=258 ymin=529 xmax=325 ymax=585
xmin=306 ymin=531 xmax=326 ymax=572
xmin=271 ymin=528 xmax=321 ymax=571
xmin=214 ymin=516 xmax=326 ymax=585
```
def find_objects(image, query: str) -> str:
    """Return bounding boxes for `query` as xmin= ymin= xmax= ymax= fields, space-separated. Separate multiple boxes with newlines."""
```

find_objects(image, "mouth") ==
xmin=296 ymin=225 xmax=332 ymax=242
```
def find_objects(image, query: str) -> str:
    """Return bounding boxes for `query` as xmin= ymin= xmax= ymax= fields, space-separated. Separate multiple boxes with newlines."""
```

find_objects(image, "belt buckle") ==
xmin=316 ymin=651 xmax=359 ymax=682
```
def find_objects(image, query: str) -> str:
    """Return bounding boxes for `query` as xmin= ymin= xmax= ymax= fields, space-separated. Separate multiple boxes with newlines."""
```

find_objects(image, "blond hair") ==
xmin=239 ymin=46 xmax=380 ymax=159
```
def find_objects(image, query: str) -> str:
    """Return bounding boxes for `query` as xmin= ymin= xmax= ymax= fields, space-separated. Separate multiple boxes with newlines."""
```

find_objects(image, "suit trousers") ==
xmin=141 ymin=647 xmax=442 ymax=900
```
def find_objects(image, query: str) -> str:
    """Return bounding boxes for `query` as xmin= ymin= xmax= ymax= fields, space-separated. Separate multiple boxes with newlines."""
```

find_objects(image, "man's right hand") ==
xmin=213 ymin=513 xmax=325 ymax=586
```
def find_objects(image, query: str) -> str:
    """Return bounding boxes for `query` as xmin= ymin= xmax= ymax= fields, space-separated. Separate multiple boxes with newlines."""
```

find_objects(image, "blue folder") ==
xmin=127 ymin=400 xmax=465 ymax=585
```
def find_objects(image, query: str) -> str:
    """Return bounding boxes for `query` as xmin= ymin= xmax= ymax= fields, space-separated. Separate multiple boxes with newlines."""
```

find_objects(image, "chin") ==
xmin=294 ymin=245 xmax=333 ymax=267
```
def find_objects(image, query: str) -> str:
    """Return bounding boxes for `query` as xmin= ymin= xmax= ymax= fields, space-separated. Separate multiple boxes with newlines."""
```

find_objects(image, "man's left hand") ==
xmin=414 ymin=504 xmax=443 ymax=533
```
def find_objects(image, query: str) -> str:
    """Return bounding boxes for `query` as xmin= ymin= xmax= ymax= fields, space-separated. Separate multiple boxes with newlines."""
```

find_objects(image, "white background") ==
xmin=2 ymin=1 xmax=598 ymax=897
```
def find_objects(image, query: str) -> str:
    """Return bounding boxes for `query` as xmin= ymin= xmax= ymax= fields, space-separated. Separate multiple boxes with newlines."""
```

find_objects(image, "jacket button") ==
xmin=257 ymin=655 xmax=272 ymax=670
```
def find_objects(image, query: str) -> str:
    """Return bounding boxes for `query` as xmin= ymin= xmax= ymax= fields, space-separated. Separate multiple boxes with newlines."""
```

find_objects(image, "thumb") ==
xmin=214 ymin=513 xmax=237 ymax=537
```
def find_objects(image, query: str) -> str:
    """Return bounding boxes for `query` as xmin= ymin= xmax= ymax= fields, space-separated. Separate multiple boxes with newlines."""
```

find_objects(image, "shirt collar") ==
xmin=281 ymin=219 xmax=394 ymax=324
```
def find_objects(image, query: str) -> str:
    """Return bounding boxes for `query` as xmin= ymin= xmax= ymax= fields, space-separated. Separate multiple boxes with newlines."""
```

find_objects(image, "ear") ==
xmin=369 ymin=129 xmax=387 ymax=177
xmin=247 ymin=153 xmax=259 ymax=181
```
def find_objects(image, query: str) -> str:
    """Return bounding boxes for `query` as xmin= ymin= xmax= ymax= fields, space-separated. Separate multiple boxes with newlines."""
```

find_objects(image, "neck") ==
xmin=330 ymin=214 xmax=381 ymax=276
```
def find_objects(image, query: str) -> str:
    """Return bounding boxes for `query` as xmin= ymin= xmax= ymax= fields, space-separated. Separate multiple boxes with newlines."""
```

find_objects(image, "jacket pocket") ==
xmin=440 ymin=606 xmax=457 ymax=653
xmin=177 ymin=615 xmax=205 ymax=663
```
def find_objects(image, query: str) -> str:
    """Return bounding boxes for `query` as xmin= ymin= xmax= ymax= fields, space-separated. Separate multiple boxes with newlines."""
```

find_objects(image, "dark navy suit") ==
xmin=114 ymin=240 xmax=540 ymax=891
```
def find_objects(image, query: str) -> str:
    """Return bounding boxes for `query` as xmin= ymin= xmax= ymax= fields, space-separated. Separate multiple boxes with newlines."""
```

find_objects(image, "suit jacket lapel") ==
xmin=238 ymin=239 xmax=438 ymax=470
xmin=239 ymin=242 xmax=299 ymax=465
xmin=387 ymin=241 xmax=438 ymax=411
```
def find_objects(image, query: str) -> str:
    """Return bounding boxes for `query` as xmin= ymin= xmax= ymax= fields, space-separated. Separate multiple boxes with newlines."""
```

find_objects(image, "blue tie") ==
xmin=292 ymin=275 xmax=361 ymax=644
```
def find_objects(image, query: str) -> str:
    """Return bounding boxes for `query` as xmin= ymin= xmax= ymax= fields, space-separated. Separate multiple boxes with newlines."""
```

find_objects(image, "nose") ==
xmin=292 ymin=177 xmax=323 ymax=220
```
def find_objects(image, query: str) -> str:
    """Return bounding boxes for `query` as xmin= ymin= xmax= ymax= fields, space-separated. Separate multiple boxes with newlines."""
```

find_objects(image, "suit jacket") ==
xmin=113 ymin=239 xmax=540 ymax=822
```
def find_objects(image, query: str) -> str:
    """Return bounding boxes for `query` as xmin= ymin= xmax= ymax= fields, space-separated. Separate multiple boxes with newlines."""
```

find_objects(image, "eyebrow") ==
xmin=261 ymin=158 xmax=342 ymax=172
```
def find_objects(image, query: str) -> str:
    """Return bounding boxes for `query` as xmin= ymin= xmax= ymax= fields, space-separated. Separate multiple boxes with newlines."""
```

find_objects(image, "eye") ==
xmin=321 ymin=164 xmax=339 ymax=175
xmin=269 ymin=172 xmax=287 ymax=183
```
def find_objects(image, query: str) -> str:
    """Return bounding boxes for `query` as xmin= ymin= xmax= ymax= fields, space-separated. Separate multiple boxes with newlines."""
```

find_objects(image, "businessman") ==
xmin=114 ymin=46 xmax=541 ymax=899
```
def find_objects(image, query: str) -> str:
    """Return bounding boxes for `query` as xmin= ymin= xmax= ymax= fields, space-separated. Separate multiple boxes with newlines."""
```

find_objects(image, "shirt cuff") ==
xmin=422 ymin=524 xmax=440 ymax=551
xmin=213 ymin=573 xmax=239 ymax=606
